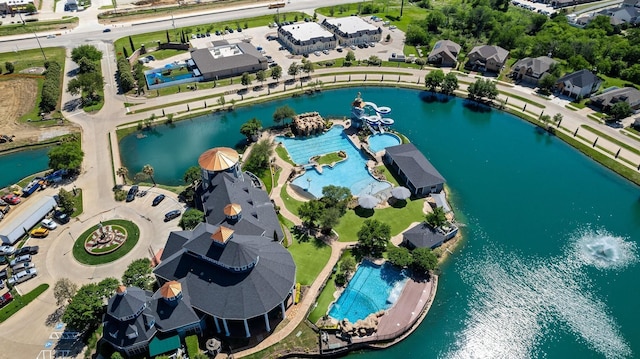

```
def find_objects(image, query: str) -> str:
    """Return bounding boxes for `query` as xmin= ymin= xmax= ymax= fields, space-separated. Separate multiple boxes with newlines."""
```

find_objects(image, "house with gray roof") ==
xmin=383 ymin=143 xmax=445 ymax=196
xmin=466 ymin=45 xmax=509 ymax=73
xmin=321 ymin=17 xmax=382 ymax=46
xmin=428 ymin=40 xmax=461 ymax=67
xmin=510 ymin=56 xmax=557 ymax=85
xmin=278 ymin=22 xmax=337 ymax=55
xmin=597 ymin=7 xmax=640 ymax=25
xmin=556 ymin=69 xmax=602 ymax=98
xmin=102 ymin=283 xmax=204 ymax=357
xmin=590 ymin=87 xmax=640 ymax=112
xmin=190 ymin=41 xmax=267 ymax=81
xmin=403 ymin=222 xmax=459 ymax=249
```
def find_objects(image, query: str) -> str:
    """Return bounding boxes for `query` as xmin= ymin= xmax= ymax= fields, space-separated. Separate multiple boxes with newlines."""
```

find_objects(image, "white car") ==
xmin=0 ymin=246 xmax=14 ymax=256
xmin=41 ymin=219 xmax=57 ymax=230
xmin=12 ymin=262 xmax=34 ymax=272
xmin=10 ymin=255 xmax=30 ymax=267
xmin=8 ymin=268 xmax=37 ymax=286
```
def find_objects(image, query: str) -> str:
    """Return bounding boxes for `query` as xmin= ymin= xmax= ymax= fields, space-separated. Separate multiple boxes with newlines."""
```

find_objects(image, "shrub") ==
xmin=114 ymin=189 xmax=126 ymax=201
xmin=40 ymin=61 xmax=62 ymax=113
xmin=116 ymin=57 xmax=135 ymax=93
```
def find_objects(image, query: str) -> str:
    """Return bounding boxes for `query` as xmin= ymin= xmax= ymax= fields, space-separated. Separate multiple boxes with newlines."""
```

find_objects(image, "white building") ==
xmin=0 ymin=196 xmax=56 ymax=244
xmin=0 ymin=0 xmax=35 ymax=14
xmin=277 ymin=22 xmax=337 ymax=55
xmin=321 ymin=17 xmax=382 ymax=46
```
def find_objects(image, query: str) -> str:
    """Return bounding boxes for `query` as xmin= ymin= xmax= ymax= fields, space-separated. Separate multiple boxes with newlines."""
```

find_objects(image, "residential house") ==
xmin=590 ymin=87 xmax=640 ymax=112
xmin=556 ymin=69 xmax=602 ymax=98
xmin=427 ymin=40 xmax=461 ymax=67
xmin=466 ymin=45 xmax=509 ymax=73
xmin=383 ymin=143 xmax=445 ymax=196
xmin=402 ymin=222 xmax=458 ymax=249
xmin=510 ymin=56 xmax=557 ymax=85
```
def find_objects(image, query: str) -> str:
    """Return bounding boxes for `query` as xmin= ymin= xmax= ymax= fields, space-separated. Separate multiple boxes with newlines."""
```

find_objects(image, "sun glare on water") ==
xmin=450 ymin=228 xmax=637 ymax=359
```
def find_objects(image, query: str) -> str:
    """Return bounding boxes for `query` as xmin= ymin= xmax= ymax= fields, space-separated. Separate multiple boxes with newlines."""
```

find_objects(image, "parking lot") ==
xmin=511 ymin=0 xmax=557 ymax=15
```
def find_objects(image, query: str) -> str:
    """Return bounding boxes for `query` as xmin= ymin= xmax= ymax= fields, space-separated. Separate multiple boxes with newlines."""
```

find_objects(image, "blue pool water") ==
xmin=329 ymin=261 xmax=408 ymax=323
xmin=276 ymin=126 xmax=390 ymax=197
xmin=368 ymin=133 xmax=401 ymax=153
xmin=145 ymin=65 xmax=194 ymax=87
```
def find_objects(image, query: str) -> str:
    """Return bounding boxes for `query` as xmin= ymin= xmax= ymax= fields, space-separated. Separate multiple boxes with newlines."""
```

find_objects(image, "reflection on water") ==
xmin=452 ymin=228 xmax=636 ymax=359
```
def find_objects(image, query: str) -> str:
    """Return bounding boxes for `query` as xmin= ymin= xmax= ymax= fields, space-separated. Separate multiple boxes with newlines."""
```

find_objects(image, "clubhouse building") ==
xmin=103 ymin=147 xmax=296 ymax=357
xmin=277 ymin=22 xmax=337 ymax=55
xmin=321 ymin=17 xmax=382 ymax=46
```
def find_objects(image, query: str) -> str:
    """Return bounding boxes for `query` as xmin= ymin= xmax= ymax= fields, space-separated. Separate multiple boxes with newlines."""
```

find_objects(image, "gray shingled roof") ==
xmin=590 ymin=87 xmax=640 ymax=109
xmin=107 ymin=287 xmax=149 ymax=321
xmin=191 ymin=43 xmax=266 ymax=76
xmin=201 ymin=172 xmax=283 ymax=240
xmin=468 ymin=45 xmax=509 ymax=64
xmin=385 ymin=143 xmax=445 ymax=189
xmin=103 ymin=288 xmax=156 ymax=349
xmin=154 ymin=223 xmax=295 ymax=320
xmin=403 ymin=222 xmax=445 ymax=249
xmin=512 ymin=56 xmax=556 ymax=77
xmin=149 ymin=280 xmax=201 ymax=332
xmin=428 ymin=40 xmax=461 ymax=62
xmin=557 ymin=69 xmax=600 ymax=88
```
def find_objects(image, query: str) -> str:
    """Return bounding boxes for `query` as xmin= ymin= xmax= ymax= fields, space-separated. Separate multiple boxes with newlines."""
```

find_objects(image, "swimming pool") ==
xmin=145 ymin=64 xmax=195 ymax=87
xmin=276 ymin=126 xmax=390 ymax=197
xmin=328 ymin=261 xmax=407 ymax=323
xmin=368 ymin=133 xmax=401 ymax=153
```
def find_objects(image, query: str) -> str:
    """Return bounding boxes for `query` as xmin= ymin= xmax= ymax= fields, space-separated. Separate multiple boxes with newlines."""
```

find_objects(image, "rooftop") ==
xmin=323 ymin=17 xmax=378 ymax=34
xmin=280 ymin=22 xmax=335 ymax=41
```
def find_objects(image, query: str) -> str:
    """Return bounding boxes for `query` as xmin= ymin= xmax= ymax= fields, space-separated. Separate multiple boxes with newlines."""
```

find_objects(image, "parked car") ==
xmin=41 ymin=219 xmax=57 ymax=230
xmin=53 ymin=210 xmax=70 ymax=224
xmin=0 ymin=246 xmax=15 ymax=256
xmin=336 ymin=47 xmax=343 ymax=53
xmin=349 ymin=44 xmax=357 ymax=50
xmin=1 ymin=194 xmax=20 ymax=205
xmin=103 ymin=28 xmax=111 ymax=32
xmin=0 ymin=280 xmax=4 ymax=289
xmin=14 ymin=246 xmax=39 ymax=256
xmin=164 ymin=210 xmax=181 ymax=222
xmin=0 ymin=292 xmax=13 ymax=308
xmin=0 ymin=199 xmax=6 ymax=206
xmin=46 ymin=34 xmax=55 ymax=39
xmin=152 ymin=194 xmax=165 ymax=206
xmin=314 ymin=51 xmax=321 ymax=56
xmin=322 ymin=49 xmax=330 ymax=55
xmin=126 ymin=185 xmax=139 ymax=202
xmin=10 ymin=255 xmax=31 ymax=267
xmin=1 ymin=205 xmax=9 ymax=214
xmin=8 ymin=268 xmax=37 ymax=285
xmin=12 ymin=262 xmax=35 ymax=272
xmin=0 ymin=268 xmax=7 ymax=280
xmin=30 ymin=227 xmax=49 ymax=238
xmin=0 ymin=256 xmax=8 ymax=265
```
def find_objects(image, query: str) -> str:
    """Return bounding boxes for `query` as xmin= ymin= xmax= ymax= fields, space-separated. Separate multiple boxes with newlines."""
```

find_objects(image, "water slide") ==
xmin=364 ymin=102 xmax=391 ymax=114
xmin=361 ymin=101 xmax=394 ymax=127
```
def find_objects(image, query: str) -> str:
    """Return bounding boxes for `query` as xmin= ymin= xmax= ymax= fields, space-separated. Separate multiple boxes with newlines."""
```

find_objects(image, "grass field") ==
xmin=316 ymin=152 xmax=343 ymax=165
xmin=0 ymin=17 xmax=78 ymax=37
xmin=287 ymin=234 xmax=331 ymax=286
xmin=72 ymin=220 xmax=139 ymax=265
xmin=308 ymin=250 xmax=354 ymax=323
xmin=334 ymin=197 xmax=425 ymax=242
xmin=0 ymin=47 xmax=66 ymax=73
xmin=243 ymin=322 xmax=317 ymax=359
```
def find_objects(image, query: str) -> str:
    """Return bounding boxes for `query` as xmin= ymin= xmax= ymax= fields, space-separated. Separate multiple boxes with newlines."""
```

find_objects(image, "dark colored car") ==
xmin=14 ymin=246 xmax=39 ymax=256
xmin=103 ymin=28 xmax=111 ymax=32
xmin=152 ymin=194 xmax=165 ymax=206
xmin=0 ymin=292 xmax=13 ymax=308
xmin=164 ymin=210 xmax=181 ymax=222
xmin=53 ymin=210 xmax=70 ymax=224
xmin=0 ymin=268 xmax=7 ymax=280
xmin=0 ymin=257 xmax=7 ymax=265
xmin=126 ymin=185 xmax=139 ymax=202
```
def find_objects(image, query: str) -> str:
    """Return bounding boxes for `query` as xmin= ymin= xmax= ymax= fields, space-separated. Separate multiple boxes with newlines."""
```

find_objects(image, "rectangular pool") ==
xmin=328 ymin=260 xmax=407 ymax=323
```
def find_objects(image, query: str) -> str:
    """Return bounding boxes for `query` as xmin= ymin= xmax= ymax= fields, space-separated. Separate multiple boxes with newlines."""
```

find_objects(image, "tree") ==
xmin=71 ymin=45 xmax=103 ymax=63
xmin=609 ymin=101 xmax=632 ymax=120
xmin=387 ymin=246 xmax=413 ymax=267
xmin=288 ymin=62 xmax=300 ymax=80
xmin=62 ymin=278 xmax=118 ymax=331
xmin=179 ymin=208 xmax=204 ymax=230
xmin=319 ymin=206 xmax=341 ymax=232
xmin=298 ymin=200 xmax=324 ymax=228
xmin=67 ymin=71 xmax=105 ymax=103
xmin=339 ymin=256 xmax=356 ymax=275
xmin=4 ymin=61 xmax=14 ymax=74
xmin=425 ymin=70 xmax=445 ymax=92
xmin=357 ymin=219 xmax=391 ymax=258
xmin=183 ymin=166 xmax=201 ymax=185
xmin=405 ymin=24 xmax=429 ymax=46
xmin=415 ymin=58 xmax=426 ymax=69
xmin=242 ymin=139 xmax=274 ymax=174
xmin=25 ymin=3 xmax=36 ymax=13
xmin=58 ymin=188 xmax=75 ymax=214
xmin=273 ymin=105 xmax=296 ymax=126
xmin=301 ymin=59 xmax=314 ymax=75
xmin=270 ymin=65 xmax=282 ymax=81
xmin=76 ymin=57 xmax=98 ymax=74
xmin=122 ymin=258 xmax=153 ymax=290
xmin=54 ymin=278 xmax=78 ymax=307
xmin=321 ymin=185 xmax=351 ymax=216
xmin=241 ymin=72 xmax=252 ymax=87
xmin=256 ymin=70 xmax=266 ymax=87
xmin=553 ymin=113 xmax=563 ymax=126
xmin=111 ymin=353 xmax=124 ymax=359
xmin=368 ymin=55 xmax=382 ymax=66
xmin=412 ymin=247 xmax=438 ymax=274
xmin=240 ymin=117 xmax=262 ymax=141
xmin=345 ymin=50 xmax=356 ymax=62
xmin=117 ymin=167 xmax=128 ymax=184
xmin=441 ymin=72 xmax=459 ymax=95
xmin=467 ymin=78 xmax=498 ymax=102
xmin=538 ymin=74 xmax=558 ymax=94
xmin=48 ymin=141 xmax=84 ymax=171
xmin=425 ymin=206 xmax=447 ymax=228
xmin=142 ymin=164 xmax=155 ymax=185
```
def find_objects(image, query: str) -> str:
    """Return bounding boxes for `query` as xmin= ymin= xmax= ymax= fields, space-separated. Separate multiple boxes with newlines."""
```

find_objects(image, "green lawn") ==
xmin=334 ymin=198 xmax=425 ymax=242
xmin=71 ymin=188 xmax=83 ymax=217
xmin=243 ymin=322 xmax=318 ymax=359
xmin=598 ymin=74 xmax=636 ymax=91
xmin=280 ymin=184 xmax=303 ymax=216
xmin=0 ymin=284 xmax=49 ymax=323
xmin=315 ymin=0 xmax=425 ymax=33
xmin=72 ymin=220 xmax=140 ymax=265
xmin=0 ymin=17 xmax=78 ymax=37
xmin=376 ymin=164 xmax=400 ymax=187
xmin=275 ymin=145 xmax=295 ymax=166
xmin=316 ymin=152 xmax=343 ymax=166
xmin=0 ymin=47 xmax=66 ymax=73
xmin=287 ymin=234 xmax=331 ymax=286
xmin=308 ymin=250 xmax=353 ymax=324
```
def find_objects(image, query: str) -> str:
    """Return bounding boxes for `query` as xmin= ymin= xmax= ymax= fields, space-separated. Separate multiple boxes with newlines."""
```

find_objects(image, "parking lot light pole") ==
xmin=17 ymin=12 xmax=46 ymax=61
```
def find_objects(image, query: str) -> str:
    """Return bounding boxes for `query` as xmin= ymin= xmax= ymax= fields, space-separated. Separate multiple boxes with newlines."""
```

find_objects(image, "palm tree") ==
xmin=142 ymin=164 xmax=156 ymax=186
xmin=426 ymin=206 xmax=447 ymax=228
xmin=116 ymin=167 xmax=128 ymax=185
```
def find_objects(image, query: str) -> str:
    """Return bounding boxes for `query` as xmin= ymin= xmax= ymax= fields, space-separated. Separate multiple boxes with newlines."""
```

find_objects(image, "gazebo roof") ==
xmin=211 ymin=226 xmax=234 ymax=244
xmin=198 ymin=147 xmax=239 ymax=172
xmin=159 ymin=280 xmax=182 ymax=299
xmin=223 ymin=203 xmax=242 ymax=216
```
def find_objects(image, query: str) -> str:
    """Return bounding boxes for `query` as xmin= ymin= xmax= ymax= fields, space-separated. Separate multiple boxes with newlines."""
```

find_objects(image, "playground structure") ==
xmin=351 ymin=93 xmax=394 ymax=133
